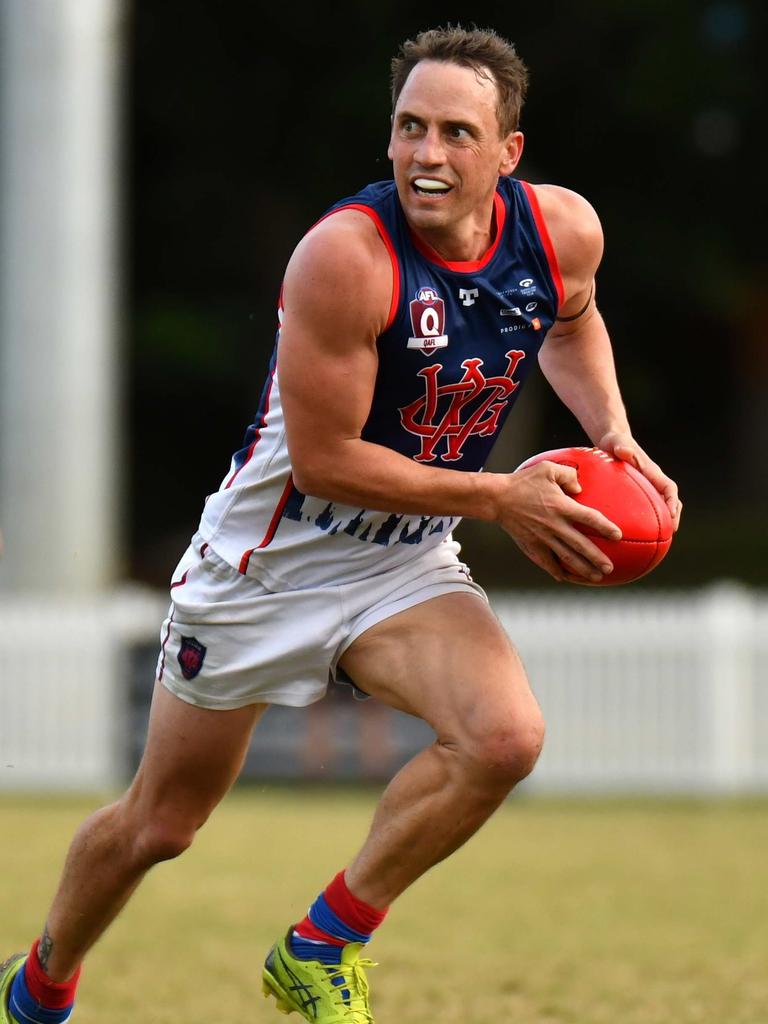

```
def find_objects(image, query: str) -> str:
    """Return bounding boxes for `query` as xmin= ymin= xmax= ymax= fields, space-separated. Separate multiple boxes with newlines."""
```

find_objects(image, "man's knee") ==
xmin=459 ymin=709 xmax=546 ymax=789
xmin=132 ymin=818 xmax=197 ymax=867
xmin=116 ymin=793 xmax=210 ymax=869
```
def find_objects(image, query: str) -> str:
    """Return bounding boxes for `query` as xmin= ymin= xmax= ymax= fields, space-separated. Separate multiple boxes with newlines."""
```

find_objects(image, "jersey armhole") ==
xmin=308 ymin=203 xmax=402 ymax=332
xmin=519 ymin=181 xmax=566 ymax=312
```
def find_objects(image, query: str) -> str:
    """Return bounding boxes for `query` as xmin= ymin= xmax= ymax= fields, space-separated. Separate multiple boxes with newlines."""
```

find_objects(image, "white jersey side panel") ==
xmin=198 ymin=366 xmax=460 ymax=592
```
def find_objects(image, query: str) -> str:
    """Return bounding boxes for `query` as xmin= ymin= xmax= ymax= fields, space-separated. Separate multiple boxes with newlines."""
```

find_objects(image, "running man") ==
xmin=1 ymin=25 xmax=681 ymax=1024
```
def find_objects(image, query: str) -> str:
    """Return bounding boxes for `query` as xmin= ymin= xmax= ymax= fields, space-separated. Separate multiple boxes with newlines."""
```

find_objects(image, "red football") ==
xmin=517 ymin=446 xmax=673 ymax=585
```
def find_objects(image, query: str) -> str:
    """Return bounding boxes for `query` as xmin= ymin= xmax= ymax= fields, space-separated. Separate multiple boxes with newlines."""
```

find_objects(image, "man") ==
xmin=0 ymin=25 xmax=680 ymax=1024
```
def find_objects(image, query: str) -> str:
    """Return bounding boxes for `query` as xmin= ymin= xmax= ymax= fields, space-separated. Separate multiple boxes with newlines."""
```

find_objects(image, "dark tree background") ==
xmin=127 ymin=0 xmax=767 ymax=588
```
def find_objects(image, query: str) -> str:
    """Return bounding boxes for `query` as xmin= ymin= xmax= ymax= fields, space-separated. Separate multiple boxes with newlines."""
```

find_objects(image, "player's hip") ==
xmin=155 ymin=532 xmax=486 ymax=709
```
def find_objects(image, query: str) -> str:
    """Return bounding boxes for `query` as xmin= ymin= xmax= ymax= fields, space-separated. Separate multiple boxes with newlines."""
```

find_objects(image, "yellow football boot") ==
xmin=0 ymin=955 xmax=26 ymax=1024
xmin=263 ymin=932 xmax=377 ymax=1022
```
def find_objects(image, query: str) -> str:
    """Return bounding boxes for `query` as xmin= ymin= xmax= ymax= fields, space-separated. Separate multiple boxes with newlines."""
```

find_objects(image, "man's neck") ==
xmin=409 ymin=195 xmax=499 ymax=264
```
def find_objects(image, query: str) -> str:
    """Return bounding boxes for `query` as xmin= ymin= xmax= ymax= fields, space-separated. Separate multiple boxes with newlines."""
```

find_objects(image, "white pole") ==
xmin=0 ymin=0 xmax=124 ymax=592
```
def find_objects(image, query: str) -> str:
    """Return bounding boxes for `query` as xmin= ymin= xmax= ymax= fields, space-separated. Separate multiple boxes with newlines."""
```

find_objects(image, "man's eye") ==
xmin=448 ymin=126 xmax=469 ymax=139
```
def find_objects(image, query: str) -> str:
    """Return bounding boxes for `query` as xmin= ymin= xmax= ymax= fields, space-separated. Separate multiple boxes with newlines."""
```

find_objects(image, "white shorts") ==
xmin=156 ymin=533 xmax=488 ymax=709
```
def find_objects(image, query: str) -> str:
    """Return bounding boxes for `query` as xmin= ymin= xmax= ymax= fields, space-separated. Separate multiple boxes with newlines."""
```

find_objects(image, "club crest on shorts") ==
xmin=408 ymin=286 xmax=448 ymax=356
xmin=178 ymin=635 xmax=207 ymax=680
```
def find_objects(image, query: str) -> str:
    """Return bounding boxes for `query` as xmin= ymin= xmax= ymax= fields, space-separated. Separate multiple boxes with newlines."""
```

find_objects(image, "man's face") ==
xmin=388 ymin=60 xmax=523 ymax=236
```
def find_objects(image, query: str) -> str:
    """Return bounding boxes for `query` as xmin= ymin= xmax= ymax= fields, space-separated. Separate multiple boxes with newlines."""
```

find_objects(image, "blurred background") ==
xmin=0 ymin=0 xmax=766 ymax=792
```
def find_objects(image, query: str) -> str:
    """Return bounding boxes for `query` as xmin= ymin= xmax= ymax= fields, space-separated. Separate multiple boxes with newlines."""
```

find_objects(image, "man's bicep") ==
xmin=278 ymin=311 xmax=379 ymax=445
xmin=276 ymin=227 xmax=388 ymax=485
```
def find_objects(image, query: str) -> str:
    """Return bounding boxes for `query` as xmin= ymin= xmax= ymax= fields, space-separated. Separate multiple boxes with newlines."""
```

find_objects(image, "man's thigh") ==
xmin=127 ymin=683 xmax=266 ymax=826
xmin=338 ymin=592 xmax=541 ymax=741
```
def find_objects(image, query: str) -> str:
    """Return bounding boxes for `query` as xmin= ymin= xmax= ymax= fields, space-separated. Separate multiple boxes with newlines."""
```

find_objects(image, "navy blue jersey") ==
xmin=199 ymin=176 xmax=565 ymax=589
xmin=326 ymin=177 xmax=563 ymax=471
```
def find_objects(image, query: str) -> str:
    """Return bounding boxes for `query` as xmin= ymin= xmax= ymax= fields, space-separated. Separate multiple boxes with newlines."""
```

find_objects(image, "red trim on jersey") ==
xmin=307 ymin=204 xmax=401 ymax=331
xmin=238 ymin=473 xmax=295 ymax=573
xmin=238 ymin=549 xmax=254 ymax=576
xmin=199 ymin=542 xmax=209 ymax=558
xmin=341 ymin=205 xmax=401 ymax=329
xmin=224 ymin=361 xmax=277 ymax=489
xmin=257 ymin=474 xmax=294 ymax=549
xmin=408 ymin=191 xmax=506 ymax=273
xmin=519 ymin=181 xmax=566 ymax=311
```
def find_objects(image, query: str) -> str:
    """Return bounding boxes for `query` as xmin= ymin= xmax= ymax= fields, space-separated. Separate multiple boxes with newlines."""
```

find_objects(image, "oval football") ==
xmin=516 ymin=446 xmax=673 ymax=585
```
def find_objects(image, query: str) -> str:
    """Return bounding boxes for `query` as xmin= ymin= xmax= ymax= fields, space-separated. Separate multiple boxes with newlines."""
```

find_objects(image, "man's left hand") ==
xmin=597 ymin=432 xmax=682 ymax=532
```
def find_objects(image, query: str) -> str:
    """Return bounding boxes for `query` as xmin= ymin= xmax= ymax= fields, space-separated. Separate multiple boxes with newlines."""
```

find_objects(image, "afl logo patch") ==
xmin=408 ymin=286 xmax=449 ymax=356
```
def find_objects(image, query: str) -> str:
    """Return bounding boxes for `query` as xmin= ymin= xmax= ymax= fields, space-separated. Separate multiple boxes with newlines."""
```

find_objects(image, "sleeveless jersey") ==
xmin=198 ymin=176 xmax=564 ymax=591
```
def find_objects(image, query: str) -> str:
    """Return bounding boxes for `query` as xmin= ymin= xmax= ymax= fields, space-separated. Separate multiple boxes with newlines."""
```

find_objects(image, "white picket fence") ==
xmin=0 ymin=586 xmax=165 ymax=790
xmin=492 ymin=585 xmax=768 ymax=793
xmin=0 ymin=583 xmax=766 ymax=792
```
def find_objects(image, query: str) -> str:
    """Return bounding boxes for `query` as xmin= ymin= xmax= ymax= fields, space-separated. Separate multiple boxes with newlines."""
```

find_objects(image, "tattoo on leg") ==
xmin=38 ymin=926 xmax=53 ymax=972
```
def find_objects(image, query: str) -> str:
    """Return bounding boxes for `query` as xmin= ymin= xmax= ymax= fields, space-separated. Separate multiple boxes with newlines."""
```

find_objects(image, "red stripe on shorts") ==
xmin=170 ymin=569 xmax=189 ymax=590
xmin=157 ymin=607 xmax=175 ymax=682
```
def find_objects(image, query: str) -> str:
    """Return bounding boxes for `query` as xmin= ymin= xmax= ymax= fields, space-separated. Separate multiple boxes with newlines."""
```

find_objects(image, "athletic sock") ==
xmin=9 ymin=940 xmax=81 ymax=1024
xmin=291 ymin=870 xmax=388 ymax=965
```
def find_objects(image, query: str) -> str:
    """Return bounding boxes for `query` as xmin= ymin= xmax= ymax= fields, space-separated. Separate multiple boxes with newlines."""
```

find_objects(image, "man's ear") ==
xmin=499 ymin=131 xmax=524 ymax=177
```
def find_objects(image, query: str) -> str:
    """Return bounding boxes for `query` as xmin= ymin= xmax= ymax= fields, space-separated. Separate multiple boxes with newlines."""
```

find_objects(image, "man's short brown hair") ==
xmin=391 ymin=25 xmax=529 ymax=136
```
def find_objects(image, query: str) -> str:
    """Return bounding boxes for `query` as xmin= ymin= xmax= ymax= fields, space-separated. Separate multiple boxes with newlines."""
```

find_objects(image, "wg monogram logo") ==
xmin=399 ymin=350 xmax=525 ymax=463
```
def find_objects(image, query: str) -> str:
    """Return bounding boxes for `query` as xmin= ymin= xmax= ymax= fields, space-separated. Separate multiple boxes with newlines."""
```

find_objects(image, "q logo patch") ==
xmin=407 ymin=286 xmax=448 ymax=356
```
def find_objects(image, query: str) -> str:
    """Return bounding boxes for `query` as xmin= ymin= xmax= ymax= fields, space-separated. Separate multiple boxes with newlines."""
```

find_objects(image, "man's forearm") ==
xmin=538 ymin=310 xmax=631 ymax=444
xmin=291 ymin=438 xmax=506 ymax=522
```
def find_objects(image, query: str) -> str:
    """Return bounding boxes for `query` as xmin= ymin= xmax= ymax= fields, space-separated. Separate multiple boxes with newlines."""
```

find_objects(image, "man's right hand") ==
xmin=495 ymin=461 xmax=622 ymax=584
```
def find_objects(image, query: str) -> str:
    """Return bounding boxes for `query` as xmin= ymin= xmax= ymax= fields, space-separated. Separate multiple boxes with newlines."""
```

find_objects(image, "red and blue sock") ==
xmin=290 ymin=871 xmax=388 ymax=965
xmin=9 ymin=940 xmax=80 ymax=1024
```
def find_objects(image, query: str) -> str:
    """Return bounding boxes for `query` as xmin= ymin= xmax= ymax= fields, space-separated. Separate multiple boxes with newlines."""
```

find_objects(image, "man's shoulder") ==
xmin=283 ymin=192 xmax=396 ymax=338
xmin=290 ymin=207 xmax=392 ymax=287
xmin=294 ymin=180 xmax=399 ymax=271
xmin=325 ymin=179 xmax=399 ymax=215
xmin=526 ymin=183 xmax=603 ymax=280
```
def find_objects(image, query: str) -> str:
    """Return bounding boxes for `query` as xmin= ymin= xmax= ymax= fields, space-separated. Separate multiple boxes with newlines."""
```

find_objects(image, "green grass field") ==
xmin=1 ymin=790 xmax=766 ymax=1023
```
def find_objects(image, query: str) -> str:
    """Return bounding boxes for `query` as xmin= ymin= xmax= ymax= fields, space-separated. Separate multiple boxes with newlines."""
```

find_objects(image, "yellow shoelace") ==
xmin=326 ymin=959 xmax=378 ymax=1021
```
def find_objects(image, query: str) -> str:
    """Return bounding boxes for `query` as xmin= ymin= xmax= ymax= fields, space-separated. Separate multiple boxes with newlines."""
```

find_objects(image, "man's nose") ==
xmin=414 ymin=128 xmax=446 ymax=166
